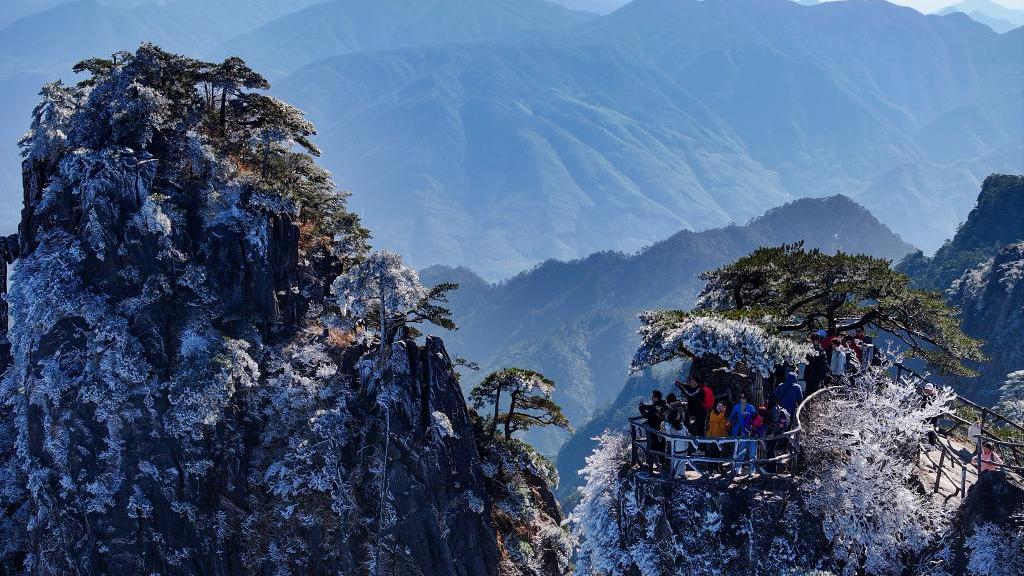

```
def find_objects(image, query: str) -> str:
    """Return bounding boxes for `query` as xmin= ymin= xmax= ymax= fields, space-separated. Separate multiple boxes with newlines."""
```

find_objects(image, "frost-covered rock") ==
xmin=949 ymin=242 xmax=1024 ymax=403
xmin=0 ymin=46 xmax=547 ymax=576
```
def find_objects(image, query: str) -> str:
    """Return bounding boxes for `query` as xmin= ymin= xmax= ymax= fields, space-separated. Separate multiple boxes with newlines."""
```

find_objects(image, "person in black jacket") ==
xmin=804 ymin=334 xmax=830 ymax=397
xmin=682 ymin=379 xmax=709 ymax=437
xmin=639 ymin=390 xmax=668 ymax=470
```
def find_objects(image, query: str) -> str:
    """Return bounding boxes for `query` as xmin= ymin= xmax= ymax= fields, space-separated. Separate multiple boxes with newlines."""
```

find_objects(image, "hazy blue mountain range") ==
xmin=0 ymin=0 xmax=589 ymax=231
xmin=421 ymin=194 xmax=915 ymax=454
xmin=273 ymin=0 xmax=1022 ymax=278
xmin=0 ymin=0 xmax=1021 ymax=279
xmin=548 ymin=0 xmax=631 ymax=13
xmin=220 ymin=0 xmax=593 ymax=78
xmin=938 ymin=0 xmax=1024 ymax=32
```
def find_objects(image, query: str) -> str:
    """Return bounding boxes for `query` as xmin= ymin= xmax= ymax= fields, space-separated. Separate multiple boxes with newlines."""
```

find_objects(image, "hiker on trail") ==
xmin=972 ymin=442 xmax=1005 ymax=474
xmin=639 ymin=391 xmax=668 ymax=470
xmin=817 ymin=329 xmax=832 ymax=354
xmin=770 ymin=372 xmax=803 ymax=428
xmin=843 ymin=335 xmax=862 ymax=374
xmin=683 ymin=378 xmax=713 ymax=436
xmin=804 ymin=334 xmax=830 ymax=397
xmin=729 ymin=393 xmax=757 ymax=475
xmin=751 ymin=406 xmax=769 ymax=438
xmin=706 ymin=400 xmax=729 ymax=460
xmin=920 ymin=383 xmax=940 ymax=446
xmin=861 ymin=336 xmax=877 ymax=368
xmin=707 ymin=401 xmax=729 ymax=438
xmin=766 ymin=406 xmax=791 ymax=472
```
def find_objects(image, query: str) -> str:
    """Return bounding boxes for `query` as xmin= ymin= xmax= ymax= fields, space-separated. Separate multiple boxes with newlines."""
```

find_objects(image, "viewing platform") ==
xmin=628 ymin=372 xmax=1024 ymax=498
xmin=628 ymin=387 xmax=830 ymax=483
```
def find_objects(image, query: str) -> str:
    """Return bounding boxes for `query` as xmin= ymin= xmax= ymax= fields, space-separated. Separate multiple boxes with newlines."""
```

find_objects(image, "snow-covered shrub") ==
xmin=332 ymin=250 xmax=426 ymax=349
xmin=571 ymin=432 xmax=635 ymax=575
xmin=965 ymin=522 xmax=1024 ymax=576
xmin=802 ymin=365 xmax=954 ymax=575
xmin=996 ymin=371 xmax=1024 ymax=422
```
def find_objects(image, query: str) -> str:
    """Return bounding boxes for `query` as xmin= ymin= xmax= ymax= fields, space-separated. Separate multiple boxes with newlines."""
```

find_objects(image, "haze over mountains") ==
xmin=938 ymin=0 xmax=1024 ymax=32
xmin=0 ymin=0 xmax=1021 ymax=279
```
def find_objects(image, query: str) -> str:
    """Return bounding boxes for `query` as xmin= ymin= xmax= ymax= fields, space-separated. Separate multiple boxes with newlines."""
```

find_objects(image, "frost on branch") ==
xmin=571 ymin=432 xmax=633 ymax=576
xmin=802 ymin=365 xmax=954 ymax=575
xmin=331 ymin=250 xmax=456 ymax=365
xmin=996 ymin=371 xmax=1024 ymax=421
xmin=631 ymin=310 xmax=812 ymax=376
xmin=965 ymin=522 xmax=1024 ymax=576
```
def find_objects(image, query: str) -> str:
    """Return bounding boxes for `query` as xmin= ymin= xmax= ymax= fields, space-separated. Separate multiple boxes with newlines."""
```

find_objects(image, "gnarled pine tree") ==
xmin=642 ymin=242 xmax=985 ymax=376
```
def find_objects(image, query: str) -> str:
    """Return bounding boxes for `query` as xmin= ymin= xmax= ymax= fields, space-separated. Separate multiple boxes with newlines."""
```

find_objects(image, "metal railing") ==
xmin=894 ymin=364 xmax=1024 ymax=498
xmin=627 ymin=387 xmax=834 ymax=481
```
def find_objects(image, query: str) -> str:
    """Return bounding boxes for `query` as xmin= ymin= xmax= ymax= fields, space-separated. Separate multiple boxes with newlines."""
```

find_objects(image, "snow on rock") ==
xmin=0 ymin=45 xmax=547 ymax=576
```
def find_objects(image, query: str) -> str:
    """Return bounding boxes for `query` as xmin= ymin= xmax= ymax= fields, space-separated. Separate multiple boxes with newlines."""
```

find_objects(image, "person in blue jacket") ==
xmin=728 ymin=393 xmax=757 ymax=474
xmin=771 ymin=372 xmax=804 ymax=428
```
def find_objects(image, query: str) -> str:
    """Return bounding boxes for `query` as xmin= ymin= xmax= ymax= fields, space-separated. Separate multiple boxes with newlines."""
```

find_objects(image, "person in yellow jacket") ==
xmin=706 ymin=401 xmax=729 ymax=463
xmin=707 ymin=401 xmax=729 ymax=436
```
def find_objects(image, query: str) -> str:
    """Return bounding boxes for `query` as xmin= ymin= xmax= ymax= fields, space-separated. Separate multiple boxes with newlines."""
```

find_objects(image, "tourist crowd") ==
xmin=637 ymin=329 xmax=880 ymax=477
xmin=636 ymin=329 xmax=1011 ymax=479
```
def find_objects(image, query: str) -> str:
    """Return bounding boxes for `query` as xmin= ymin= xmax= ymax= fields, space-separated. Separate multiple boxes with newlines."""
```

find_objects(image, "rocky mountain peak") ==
xmin=0 ymin=45 xmax=565 ymax=576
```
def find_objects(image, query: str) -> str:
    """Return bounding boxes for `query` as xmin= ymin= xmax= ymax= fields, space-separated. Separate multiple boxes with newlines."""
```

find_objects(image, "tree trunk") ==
xmin=503 ymin=394 xmax=517 ymax=440
xmin=219 ymin=89 xmax=227 ymax=132
xmin=489 ymin=388 xmax=501 ymax=440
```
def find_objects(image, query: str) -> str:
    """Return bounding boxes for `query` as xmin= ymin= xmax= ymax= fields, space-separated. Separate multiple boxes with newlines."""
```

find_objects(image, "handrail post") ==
xmin=960 ymin=465 xmax=967 ymax=500
xmin=934 ymin=449 xmax=946 ymax=494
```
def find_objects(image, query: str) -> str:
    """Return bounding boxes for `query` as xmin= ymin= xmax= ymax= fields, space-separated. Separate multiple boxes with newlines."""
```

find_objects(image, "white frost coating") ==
xmin=996 ymin=244 xmax=1024 ymax=294
xmin=431 ymin=411 xmax=458 ymax=439
xmin=966 ymin=522 xmax=1024 ymax=576
xmin=631 ymin=311 xmax=813 ymax=376
xmin=464 ymin=491 xmax=484 ymax=515
xmin=132 ymin=196 xmax=172 ymax=236
xmin=571 ymin=432 xmax=634 ymax=575
xmin=997 ymin=370 xmax=1024 ymax=422
xmin=332 ymin=250 xmax=427 ymax=323
xmin=803 ymin=366 xmax=954 ymax=576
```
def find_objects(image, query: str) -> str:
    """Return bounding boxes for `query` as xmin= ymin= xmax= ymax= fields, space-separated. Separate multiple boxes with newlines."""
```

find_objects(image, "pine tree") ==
xmin=469 ymin=368 xmax=571 ymax=440
xmin=668 ymin=242 xmax=986 ymax=376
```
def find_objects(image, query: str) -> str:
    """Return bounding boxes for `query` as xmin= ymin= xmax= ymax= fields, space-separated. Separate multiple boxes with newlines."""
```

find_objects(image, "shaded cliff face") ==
xmin=0 ymin=45 xmax=562 ymax=576
xmin=900 ymin=174 xmax=1024 ymax=292
xmin=948 ymin=242 xmax=1024 ymax=404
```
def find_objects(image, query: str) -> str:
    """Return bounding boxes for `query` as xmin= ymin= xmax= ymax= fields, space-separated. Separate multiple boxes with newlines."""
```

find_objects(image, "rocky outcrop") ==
xmin=948 ymin=242 xmax=1024 ymax=404
xmin=0 ymin=45 xmax=562 ymax=576
xmin=900 ymin=174 xmax=1024 ymax=292
xmin=943 ymin=472 xmax=1024 ymax=575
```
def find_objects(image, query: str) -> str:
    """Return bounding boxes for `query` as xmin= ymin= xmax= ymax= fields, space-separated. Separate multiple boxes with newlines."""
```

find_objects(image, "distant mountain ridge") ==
xmin=938 ymin=0 xmax=1024 ymax=33
xmin=422 ymin=194 xmax=914 ymax=455
xmin=275 ymin=0 xmax=1022 ymax=277
xmin=218 ymin=0 xmax=593 ymax=78
xmin=0 ymin=0 xmax=1021 ymax=280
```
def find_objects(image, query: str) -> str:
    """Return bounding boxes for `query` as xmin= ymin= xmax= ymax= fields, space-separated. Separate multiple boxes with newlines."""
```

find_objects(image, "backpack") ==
xmin=701 ymin=387 xmax=714 ymax=411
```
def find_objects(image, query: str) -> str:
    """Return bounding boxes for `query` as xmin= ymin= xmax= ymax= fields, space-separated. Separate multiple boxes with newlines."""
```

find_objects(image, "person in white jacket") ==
xmin=665 ymin=417 xmax=691 ymax=478
xmin=829 ymin=338 xmax=848 ymax=380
